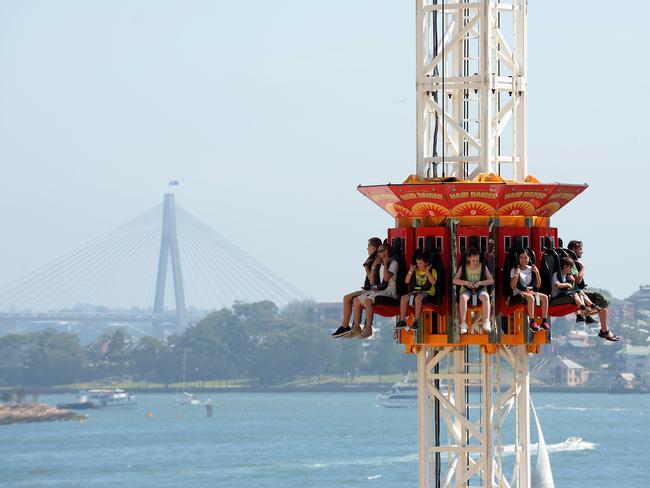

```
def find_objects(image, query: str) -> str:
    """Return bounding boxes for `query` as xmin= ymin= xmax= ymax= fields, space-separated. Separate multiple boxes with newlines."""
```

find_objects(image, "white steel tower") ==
xmin=415 ymin=2 xmax=535 ymax=487
xmin=416 ymin=0 xmax=528 ymax=181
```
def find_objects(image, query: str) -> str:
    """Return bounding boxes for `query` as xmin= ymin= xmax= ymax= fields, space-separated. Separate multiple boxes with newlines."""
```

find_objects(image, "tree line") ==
xmin=0 ymin=301 xmax=414 ymax=387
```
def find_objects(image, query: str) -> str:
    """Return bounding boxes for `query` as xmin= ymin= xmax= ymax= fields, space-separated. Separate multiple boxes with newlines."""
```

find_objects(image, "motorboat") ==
xmin=176 ymin=392 xmax=201 ymax=405
xmin=377 ymin=372 xmax=418 ymax=408
xmin=57 ymin=388 xmax=137 ymax=409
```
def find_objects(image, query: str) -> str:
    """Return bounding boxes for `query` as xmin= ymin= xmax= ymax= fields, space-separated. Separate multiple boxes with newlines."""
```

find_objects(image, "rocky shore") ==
xmin=0 ymin=403 xmax=86 ymax=425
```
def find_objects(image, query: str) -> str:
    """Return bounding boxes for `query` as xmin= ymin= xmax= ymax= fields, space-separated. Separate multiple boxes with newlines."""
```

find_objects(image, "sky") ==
xmin=0 ymin=0 xmax=648 ymax=306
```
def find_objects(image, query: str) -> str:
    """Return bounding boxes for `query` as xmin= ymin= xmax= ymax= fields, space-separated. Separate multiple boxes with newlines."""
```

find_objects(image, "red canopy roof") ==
xmin=358 ymin=182 xmax=587 ymax=219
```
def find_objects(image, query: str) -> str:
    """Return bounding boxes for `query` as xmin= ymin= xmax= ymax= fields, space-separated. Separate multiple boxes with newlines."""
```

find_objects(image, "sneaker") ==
xmin=395 ymin=320 xmax=408 ymax=329
xmin=585 ymin=315 xmax=598 ymax=324
xmin=575 ymin=314 xmax=585 ymax=323
xmin=460 ymin=322 xmax=468 ymax=335
xmin=482 ymin=320 xmax=491 ymax=333
xmin=331 ymin=326 xmax=352 ymax=338
xmin=411 ymin=320 xmax=420 ymax=331
xmin=529 ymin=318 xmax=540 ymax=332
xmin=540 ymin=318 xmax=551 ymax=331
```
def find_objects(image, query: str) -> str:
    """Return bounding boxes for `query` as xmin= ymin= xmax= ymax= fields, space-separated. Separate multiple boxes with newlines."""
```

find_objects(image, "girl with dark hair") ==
xmin=510 ymin=249 xmax=550 ymax=332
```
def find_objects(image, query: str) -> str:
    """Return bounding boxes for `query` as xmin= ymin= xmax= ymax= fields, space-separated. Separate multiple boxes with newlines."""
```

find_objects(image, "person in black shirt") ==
xmin=331 ymin=237 xmax=383 ymax=338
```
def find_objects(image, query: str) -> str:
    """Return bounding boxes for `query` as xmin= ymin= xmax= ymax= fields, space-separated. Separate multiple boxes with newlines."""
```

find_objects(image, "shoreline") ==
xmin=0 ymin=403 xmax=85 ymax=425
xmin=2 ymin=384 xmax=647 ymax=395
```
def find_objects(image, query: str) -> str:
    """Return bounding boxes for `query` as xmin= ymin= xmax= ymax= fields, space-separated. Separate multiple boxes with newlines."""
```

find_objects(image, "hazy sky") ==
xmin=0 ymin=0 xmax=648 ymax=305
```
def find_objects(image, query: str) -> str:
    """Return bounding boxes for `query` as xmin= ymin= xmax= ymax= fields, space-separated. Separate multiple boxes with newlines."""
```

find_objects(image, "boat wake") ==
xmin=305 ymin=437 xmax=593 ymax=471
xmin=537 ymin=404 xmax=628 ymax=413
xmin=306 ymin=453 xmax=418 ymax=469
xmin=503 ymin=437 xmax=596 ymax=456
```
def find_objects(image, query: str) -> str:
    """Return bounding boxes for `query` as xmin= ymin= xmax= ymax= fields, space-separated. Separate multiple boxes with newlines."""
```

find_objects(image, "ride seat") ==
xmin=500 ymin=247 xmax=538 ymax=315
xmin=539 ymin=248 xmax=580 ymax=317
xmin=375 ymin=246 xmax=447 ymax=318
xmin=455 ymin=250 xmax=493 ymax=301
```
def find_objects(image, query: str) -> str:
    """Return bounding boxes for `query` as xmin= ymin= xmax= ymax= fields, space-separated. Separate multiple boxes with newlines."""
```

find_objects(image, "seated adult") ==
xmin=509 ymin=248 xmax=550 ymax=332
xmin=566 ymin=240 xmax=620 ymax=342
xmin=395 ymin=252 xmax=438 ymax=331
xmin=452 ymin=247 xmax=494 ymax=334
xmin=352 ymin=243 xmax=399 ymax=339
xmin=331 ymin=237 xmax=382 ymax=338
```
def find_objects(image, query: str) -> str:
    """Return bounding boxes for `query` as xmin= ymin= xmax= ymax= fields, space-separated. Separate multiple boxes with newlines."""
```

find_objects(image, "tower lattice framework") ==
xmin=415 ymin=2 xmax=533 ymax=487
xmin=416 ymin=0 xmax=527 ymax=181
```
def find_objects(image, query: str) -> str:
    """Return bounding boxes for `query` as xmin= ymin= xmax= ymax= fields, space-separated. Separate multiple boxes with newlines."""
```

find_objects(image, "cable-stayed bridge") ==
xmin=0 ymin=193 xmax=306 ymax=328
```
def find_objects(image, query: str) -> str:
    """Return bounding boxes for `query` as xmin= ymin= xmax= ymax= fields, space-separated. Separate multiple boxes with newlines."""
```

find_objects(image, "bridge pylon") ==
xmin=153 ymin=193 xmax=187 ymax=328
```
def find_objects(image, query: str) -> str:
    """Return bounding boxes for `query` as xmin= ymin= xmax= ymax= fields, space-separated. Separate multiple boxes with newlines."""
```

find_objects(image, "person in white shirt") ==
xmin=509 ymin=249 xmax=549 ymax=332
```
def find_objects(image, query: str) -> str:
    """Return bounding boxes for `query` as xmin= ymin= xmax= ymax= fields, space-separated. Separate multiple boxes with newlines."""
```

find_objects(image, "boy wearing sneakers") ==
xmin=550 ymin=257 xmax=598 ymax=314
xmin=395 ymin=252 xmax=438 ymax=331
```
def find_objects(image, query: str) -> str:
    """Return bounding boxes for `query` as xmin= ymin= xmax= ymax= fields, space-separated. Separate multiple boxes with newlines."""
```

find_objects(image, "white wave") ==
xmin=537 ymin=404 xmax=628 ymax=413
xmin=367 ymin=474 xmax=382 ymax=480
xmin=306 ymin=453 xmax=417 ymax=469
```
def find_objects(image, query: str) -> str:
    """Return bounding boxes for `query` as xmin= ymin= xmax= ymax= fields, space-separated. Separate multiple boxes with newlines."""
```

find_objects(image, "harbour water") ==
xmin=1 ymin=392 xmax=648 ymax=487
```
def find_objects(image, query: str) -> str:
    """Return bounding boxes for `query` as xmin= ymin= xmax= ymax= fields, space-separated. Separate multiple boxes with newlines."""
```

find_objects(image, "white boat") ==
xmin=176 ymin=391 xmax=200 ymax=406
xmin=175 ymin=350 xmax=200 ymax=406
xmin=72 ymin=388 xmax=137 ymax=408
xmin=377 ymin=372 xmax=418 ymax=408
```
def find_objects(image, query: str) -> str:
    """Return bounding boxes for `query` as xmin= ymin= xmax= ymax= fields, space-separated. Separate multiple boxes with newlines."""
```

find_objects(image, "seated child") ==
xmin=395 ymin=252 xmax=438 ymax=331
xmin=331 ymin=237 xmax=382 ymax=338
xmin=509 ymin=249 xmax=550 ymax=332
xmin=550 ymin=257 xmax=600 ymax=315
xmin=452 ymin=247 xmax=494 ymax=334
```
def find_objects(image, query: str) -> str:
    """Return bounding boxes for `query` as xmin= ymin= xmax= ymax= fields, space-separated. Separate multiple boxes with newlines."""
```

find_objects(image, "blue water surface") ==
xmin=0 ymin=392 xmax=648 ymax=487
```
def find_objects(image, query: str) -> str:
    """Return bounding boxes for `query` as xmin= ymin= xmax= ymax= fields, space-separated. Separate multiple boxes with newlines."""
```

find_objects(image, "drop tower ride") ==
xmin=357 ymin=2 xmax=586 ymax=487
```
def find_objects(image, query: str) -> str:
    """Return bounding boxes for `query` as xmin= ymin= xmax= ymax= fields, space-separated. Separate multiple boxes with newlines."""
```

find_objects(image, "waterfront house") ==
xmin=533 ymin=355 xmax=588 ymax=387
xmin=616 ymin=344 xmax=650 ymax=375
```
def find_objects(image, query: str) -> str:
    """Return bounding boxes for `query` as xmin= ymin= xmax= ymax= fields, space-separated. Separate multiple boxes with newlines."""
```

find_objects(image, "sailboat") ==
xmin=531 ymin=400 xmax=555 ymax=488
xmin=175 ymin=350 xmax=200 ymax=405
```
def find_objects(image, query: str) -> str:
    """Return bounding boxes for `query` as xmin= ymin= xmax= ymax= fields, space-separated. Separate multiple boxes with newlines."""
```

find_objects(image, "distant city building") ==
xmin=314 ymin=303 xmax=342 ymax=323
xmin=553 ymin=333 xmax=592 ymax=362
xmin=533 ymin=355 xmax=588 ymax=387
xmin=616 ymin=344 xmax=650 ymax=373
xmin=627 ymin=285 xmax=650 ymax=316
xmin=608 ymin=298 xmax=636 ymax=323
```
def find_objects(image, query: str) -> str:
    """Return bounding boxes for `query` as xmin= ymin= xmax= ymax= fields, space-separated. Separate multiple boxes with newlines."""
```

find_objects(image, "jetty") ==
xmin=0 ymin=403 xmax=85 ymax=425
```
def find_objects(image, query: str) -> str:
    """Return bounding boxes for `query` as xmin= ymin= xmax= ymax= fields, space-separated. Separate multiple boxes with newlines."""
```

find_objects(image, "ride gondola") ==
xmin=358 ymin=173 xmax=587 ymax=354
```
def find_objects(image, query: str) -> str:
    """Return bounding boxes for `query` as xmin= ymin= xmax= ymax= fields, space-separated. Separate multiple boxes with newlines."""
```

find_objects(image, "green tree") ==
xmin=0 ymin=330 xmax=88 ymax=386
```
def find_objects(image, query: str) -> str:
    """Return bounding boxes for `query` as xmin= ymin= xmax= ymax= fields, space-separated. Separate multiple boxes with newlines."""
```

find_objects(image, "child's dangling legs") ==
xmin=478 ymin=291 xmax=491 ymax=333
xmin=396 ymin=295 xmax=410 ymax=329
xmin=411 ymin=293 xmax=425 ymax=331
